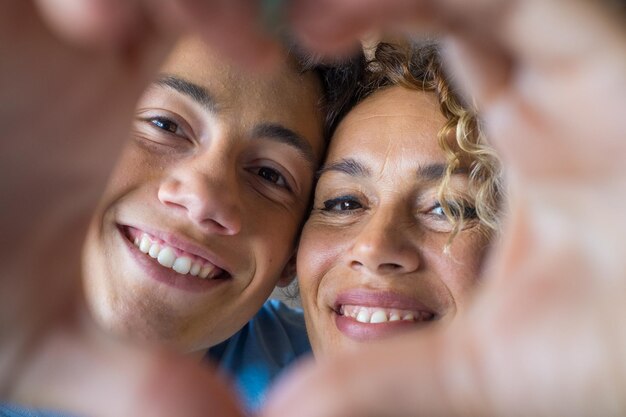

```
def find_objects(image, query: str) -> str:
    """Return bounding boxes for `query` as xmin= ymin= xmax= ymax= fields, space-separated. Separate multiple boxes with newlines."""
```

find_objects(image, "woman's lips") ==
xmin=339 ymin=304 xmax=434 ymax=324
xmin=332 ymin=289 xmax=437 ymax=341
xmin=119 ymin=225 xmax=230 ymax=292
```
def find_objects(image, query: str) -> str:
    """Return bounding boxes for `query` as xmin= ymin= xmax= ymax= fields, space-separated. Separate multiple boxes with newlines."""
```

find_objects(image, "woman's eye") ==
xmin=429 ymin=202 xmax=477 ymax=220
xmin=322 ymin=197 xmax=363 ymax=212
xmin=257 ymin=167 xmax=288 ymax=188
xmin=430 ymin=204 xmax=446 ymax=217
xmin=463 ymin=206 xmax=478 ymax=219
xmin=150 ymin=117 xmax=180 ymax=134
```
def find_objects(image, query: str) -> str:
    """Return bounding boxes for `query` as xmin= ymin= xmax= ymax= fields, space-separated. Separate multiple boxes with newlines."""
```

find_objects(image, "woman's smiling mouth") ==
xmin=330 ymin=290 xmax=438 ymax=341
xmin=338 ymin=304 xmax=434 ymax=324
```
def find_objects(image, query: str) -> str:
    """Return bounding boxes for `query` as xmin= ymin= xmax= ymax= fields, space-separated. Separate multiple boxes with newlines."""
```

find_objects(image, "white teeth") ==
xmin=172 ymin=257 xmax=192 ymax=274
xmin=157 ymin=247 xmax=176 ymax=268
xmin=356 ymin=310 xmax=371 ymax=323
xmin=340 ymin=305 xmax=427 ymax=324
xmin=199 ymin=265 xmax=214 ymax=279
xmin=370 ymin=310 xmax=388 ymax=324
xmin=139 ymin=235 xmax=151 ymax=253
xmin=131 ymin=233 xmax=222 ymax=279
xmin=148 ymin=243 xmax=161 ymax=258
xmin=189 ymin=262 xmax=201 ymax=276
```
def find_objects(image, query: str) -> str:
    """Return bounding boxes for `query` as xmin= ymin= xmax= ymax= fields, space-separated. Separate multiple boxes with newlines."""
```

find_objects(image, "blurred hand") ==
xmin=261 ymin=1 xmax=626 ymax=416
xmin=33 ymin=0 xmax=282 ymax=66
xmin=1 ymin=2 xmax=243 ymax=415
xmin=288 ymin=0 xmax=626 ymax=178
xmin=7 ymin=0 xmax=626 ymax=415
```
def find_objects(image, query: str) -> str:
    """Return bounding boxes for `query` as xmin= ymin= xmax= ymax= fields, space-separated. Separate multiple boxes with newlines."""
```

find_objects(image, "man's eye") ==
xmin=257 ymin=167 xmax=287 ymax=188
xmin=322 ymin=197 xmax=363 ymax=212
xmin=150 ymin=117 xmax=179 ymax=134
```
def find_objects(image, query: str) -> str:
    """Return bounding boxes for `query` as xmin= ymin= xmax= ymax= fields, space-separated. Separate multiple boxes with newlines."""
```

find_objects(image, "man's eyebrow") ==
xmin=418 ymin=163 xmax=467 ymax=181
xmin=155 ymin=75 xmax=217 ymax=113
xmin=252 ymin=123 xmax=316 ymax=167
xmin=317 ymin=158 xmax=371 ymax=179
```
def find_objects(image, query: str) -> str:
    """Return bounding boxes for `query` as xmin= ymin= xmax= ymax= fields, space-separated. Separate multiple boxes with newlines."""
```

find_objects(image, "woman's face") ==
xmin=82 ymin=36 xmax=325 ymax=352
xmin=297 ymin=86 xmax=491 ymax=357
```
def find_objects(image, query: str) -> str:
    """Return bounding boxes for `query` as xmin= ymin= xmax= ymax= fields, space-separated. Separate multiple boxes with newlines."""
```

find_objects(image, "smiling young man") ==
xmin=1 ymin=34 xmax=327 ymax=416
xmin=80 ymin=35 xmax=326 ymax=406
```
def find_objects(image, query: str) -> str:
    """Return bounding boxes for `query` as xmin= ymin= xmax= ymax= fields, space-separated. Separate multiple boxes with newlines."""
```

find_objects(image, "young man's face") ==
xmin=82 ymin=37 xmax=325 ymax=352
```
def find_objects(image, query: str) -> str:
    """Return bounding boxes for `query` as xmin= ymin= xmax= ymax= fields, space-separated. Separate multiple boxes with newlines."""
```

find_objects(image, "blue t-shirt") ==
xmin=1 ymin=299 xmax=310 ymax=416
xmin=207 ymin=299 xmax=311 ymax=412
xmin=0 ymin=406 xmax=70 ymax=417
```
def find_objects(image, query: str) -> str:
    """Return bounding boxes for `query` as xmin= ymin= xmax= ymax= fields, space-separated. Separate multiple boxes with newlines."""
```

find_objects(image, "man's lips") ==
xmin=121 ymin=225 xmax=231 ymax=280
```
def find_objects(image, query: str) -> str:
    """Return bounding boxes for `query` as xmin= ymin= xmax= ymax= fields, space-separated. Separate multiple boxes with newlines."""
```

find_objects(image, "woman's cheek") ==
xmin=299 ymin=220 xmax=345 ymax=282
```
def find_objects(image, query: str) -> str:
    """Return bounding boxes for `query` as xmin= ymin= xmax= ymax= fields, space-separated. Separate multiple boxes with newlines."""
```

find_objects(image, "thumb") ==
xmin=261 ymin=328 xmax=487 ymax=417
xmin=11 ymin=327 xmax=245 ymax=417
xmin=33 ymin=0 xmax=146 ymax=49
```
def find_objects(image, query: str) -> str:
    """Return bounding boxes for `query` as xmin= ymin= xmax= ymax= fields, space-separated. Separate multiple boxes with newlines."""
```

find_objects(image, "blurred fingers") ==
xmin=163 ymin=0 xmax=283 ymax=69
xmin=11 ymin=328 xmax=244 ymax=417
xmin=261 ymin=329 xmax=486 ymax=417
xmin=288 ymin=0 xmax=440 ymax=56
xmin=33 ymin=0 xmax=145 ymax=49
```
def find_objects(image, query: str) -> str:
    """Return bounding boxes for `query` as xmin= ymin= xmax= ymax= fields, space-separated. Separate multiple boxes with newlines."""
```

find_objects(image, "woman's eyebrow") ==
xmin=417 ymin=163 xmax=468 ymax=181
xmin=251 ymin=123 xmax=316 ymax=167
xmin=155 ymin=74 xmax=218 ymax=113
xmin=317 ymin=158 xmax=371 ymax=179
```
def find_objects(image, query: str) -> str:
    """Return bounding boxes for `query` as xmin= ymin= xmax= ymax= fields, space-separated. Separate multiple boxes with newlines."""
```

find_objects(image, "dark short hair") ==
xmin=288 ymin=45 xmax=366 ymax=141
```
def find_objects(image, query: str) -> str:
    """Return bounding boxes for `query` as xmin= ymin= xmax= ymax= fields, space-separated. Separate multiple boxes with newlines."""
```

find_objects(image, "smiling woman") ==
xmin=297 ymin=41 xmax=503 ymax=357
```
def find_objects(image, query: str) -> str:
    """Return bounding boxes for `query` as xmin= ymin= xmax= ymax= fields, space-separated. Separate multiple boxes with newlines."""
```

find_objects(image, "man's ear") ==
xmin=277 ymin=252 xmax=297 ymax=288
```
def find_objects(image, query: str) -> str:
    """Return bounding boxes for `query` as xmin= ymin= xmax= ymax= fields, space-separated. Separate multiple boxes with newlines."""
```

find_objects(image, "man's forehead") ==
xmin=163 ymin=36 xmax=315 ymax=88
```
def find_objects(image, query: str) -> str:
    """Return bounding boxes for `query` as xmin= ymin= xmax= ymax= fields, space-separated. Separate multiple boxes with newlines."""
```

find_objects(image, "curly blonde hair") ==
xmin=349 ymin=41 xmax=503 ymax=240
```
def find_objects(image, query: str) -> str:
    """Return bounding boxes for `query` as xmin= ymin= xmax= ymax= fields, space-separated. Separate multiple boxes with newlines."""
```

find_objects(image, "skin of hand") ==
xmin=260 ymin=0 xmax=626 ymax=416
xmin=33 ymin=0 xmax=282 ymax=67
xmin=1 ymin=2 xmax=244 ymax=416
xmin=7 ymin=0 xmax=626 ymax=415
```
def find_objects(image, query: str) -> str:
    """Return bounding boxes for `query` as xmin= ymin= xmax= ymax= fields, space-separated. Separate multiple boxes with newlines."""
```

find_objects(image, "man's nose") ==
xmin=157 ymin=161 xmax=242 ymax=235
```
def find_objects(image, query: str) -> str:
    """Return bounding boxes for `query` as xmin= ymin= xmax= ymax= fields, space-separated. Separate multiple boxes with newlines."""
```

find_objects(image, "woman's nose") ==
xmin=157 ymin=163 xmax=242 ymax=235
xmin=348 ymin=209 xmax=420 ymax=275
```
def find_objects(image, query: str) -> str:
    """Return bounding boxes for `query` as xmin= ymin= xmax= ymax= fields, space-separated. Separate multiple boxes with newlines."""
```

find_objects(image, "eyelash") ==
xmin=151 ymin=117 xmax=177 ymax=132
xmin=144 ymin=115 xmax=189 ymax=140
xmin=320 ymin=196 xmax=477 ymax=221
xmin=256 ymin=166 xmax=290 ymax=190
xmin=429 ymin=201 xmax=478 ymax=220
xmin=140 ymin=114 xmax=294 ymax=192
xmin=321 ymin=195 xmax=364 ymax=213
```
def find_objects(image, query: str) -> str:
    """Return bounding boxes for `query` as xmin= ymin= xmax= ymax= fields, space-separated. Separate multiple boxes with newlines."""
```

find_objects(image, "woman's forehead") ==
xmin=350 ymin=86 xmax=442 ymax=121
xmin=328 ymin=87 xmax=447 ymax=161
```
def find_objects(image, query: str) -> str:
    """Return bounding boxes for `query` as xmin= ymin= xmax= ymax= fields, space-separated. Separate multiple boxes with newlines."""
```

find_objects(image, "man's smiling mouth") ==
xmin=123 ymin=227 xmax=228 ymax=280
